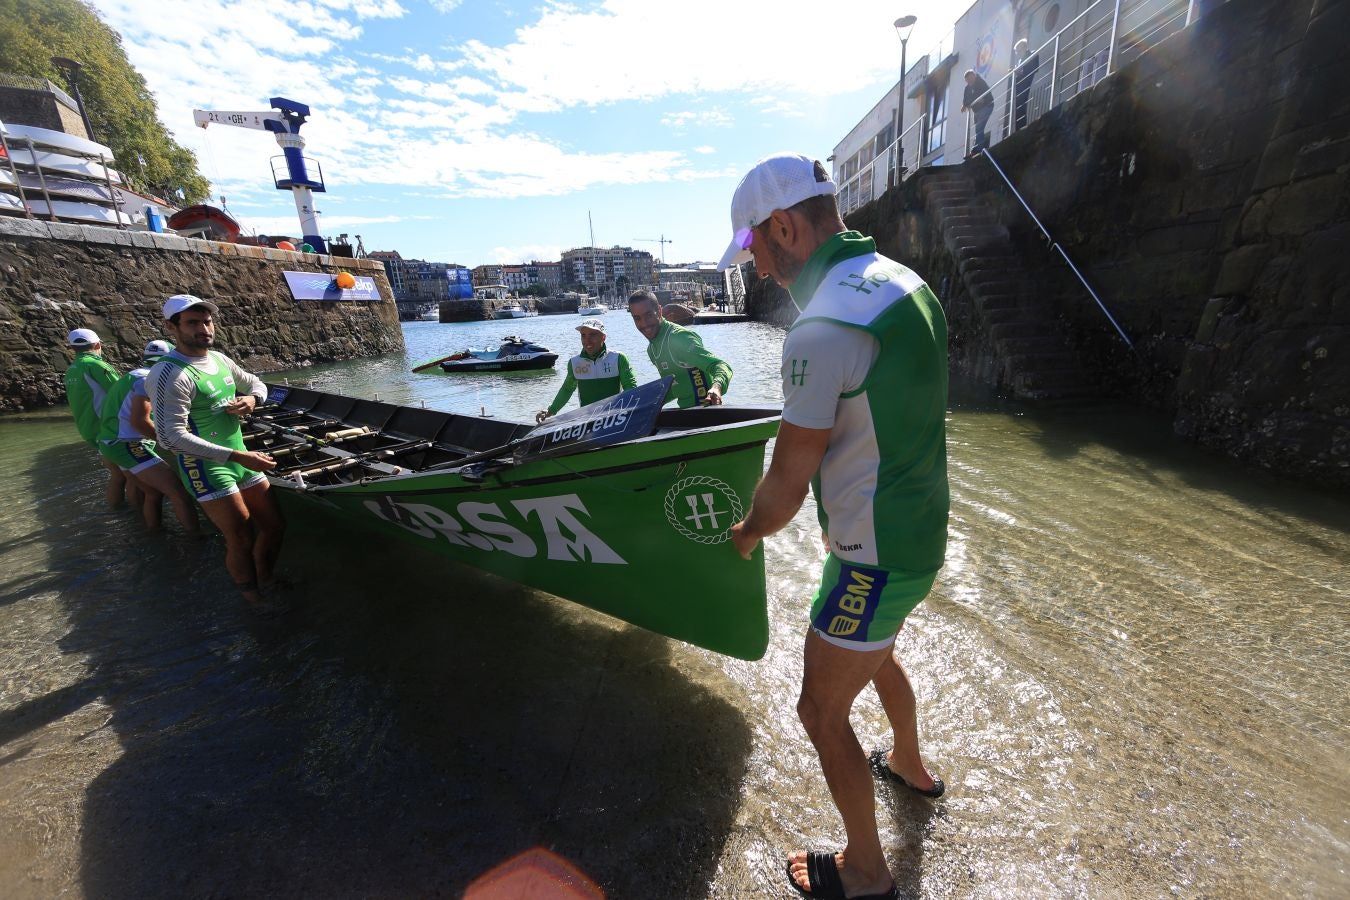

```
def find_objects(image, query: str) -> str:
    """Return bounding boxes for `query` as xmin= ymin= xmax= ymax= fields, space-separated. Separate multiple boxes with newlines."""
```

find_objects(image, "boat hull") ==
xmin=440 ymin=352 xmax=558 ymax=372
xmin=248 ymin=385 xmax=778 ymax=660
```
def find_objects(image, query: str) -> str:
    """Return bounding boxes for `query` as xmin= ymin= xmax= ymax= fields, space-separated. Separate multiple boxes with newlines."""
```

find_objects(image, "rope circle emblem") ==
xmin=663 ymin=476 xmax=744 ymax=544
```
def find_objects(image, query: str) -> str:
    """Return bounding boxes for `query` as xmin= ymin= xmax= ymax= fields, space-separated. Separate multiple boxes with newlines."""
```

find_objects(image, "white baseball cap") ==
xmin=576 ymin=318 xmax=605 ymax=333
xmin=162 ymin=294 xmax=220 ymax=319
xmin=67 ymin=328 xmax=100 ymax=346
xmin=143 ymin=339 xmax=173 ymax=359
xmin=716 ymin=152 xmax=837 ymax=271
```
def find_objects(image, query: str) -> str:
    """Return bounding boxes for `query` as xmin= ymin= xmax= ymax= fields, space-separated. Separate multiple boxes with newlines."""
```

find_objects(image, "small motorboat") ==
xmin=493 ymin=303 xmax=528 ymax=319
xmin=414 ymin=336 xmax=558 ymax=373
xmin=577 ymin=302 xmax=606 ymax=316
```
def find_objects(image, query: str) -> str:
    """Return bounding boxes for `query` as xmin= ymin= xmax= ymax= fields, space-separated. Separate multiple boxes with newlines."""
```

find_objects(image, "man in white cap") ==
xmin=149 ymin=294 xmax=285 ymax=608
xmin=63 ymin=327 xmax=136 ymax=508
xmin=535 ymin=317 xmax=638 ymax=424
xmin=96 ymin=339 xmax=201 ymax=536
xmin=720 ymin=152 xmax=949 ymax=900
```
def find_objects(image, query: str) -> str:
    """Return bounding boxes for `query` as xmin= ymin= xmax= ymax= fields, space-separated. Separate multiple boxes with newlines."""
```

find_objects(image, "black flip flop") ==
xmin=784 ymin=851 xmax=898 ymax=900
xmin=867 ymin=748 xmax=945 ymax=799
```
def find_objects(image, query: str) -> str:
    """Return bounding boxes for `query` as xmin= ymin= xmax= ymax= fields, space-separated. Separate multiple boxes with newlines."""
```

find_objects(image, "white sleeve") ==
xmin=222 ymin=354 xmax=267 ymax=402
xmin=148 ymin=361 xmax=235 ymax=462
xmin=780 ymin=322 xmax=878 ymax=430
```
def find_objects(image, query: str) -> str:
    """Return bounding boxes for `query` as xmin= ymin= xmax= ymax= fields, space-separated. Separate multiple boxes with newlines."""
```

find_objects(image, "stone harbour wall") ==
xmin=0 ymin=217 xmax=403 ymax=411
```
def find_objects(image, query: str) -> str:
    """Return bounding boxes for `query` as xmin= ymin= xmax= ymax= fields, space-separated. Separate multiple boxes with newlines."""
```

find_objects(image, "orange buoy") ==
xmin=334 ymin=271 xmax=356 ymax=289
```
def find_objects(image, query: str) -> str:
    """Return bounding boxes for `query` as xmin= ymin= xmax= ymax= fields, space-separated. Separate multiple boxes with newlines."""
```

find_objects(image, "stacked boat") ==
xmin=0 ymin=120 xmax=141 ymax=227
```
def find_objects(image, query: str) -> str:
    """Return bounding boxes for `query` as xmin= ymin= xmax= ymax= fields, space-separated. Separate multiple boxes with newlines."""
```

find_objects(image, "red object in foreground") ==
xmin=463 ymin=847 xmax=605 ymax=899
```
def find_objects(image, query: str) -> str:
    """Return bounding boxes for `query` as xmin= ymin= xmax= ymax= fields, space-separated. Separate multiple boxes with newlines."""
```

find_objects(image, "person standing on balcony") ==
xmin=718 ymin=152 xmax=949 ymax=900
xmin=1013 ymin=38 xmax=1040 ymax=131
xmin=962 ymin=69 xmax=995 ymax=154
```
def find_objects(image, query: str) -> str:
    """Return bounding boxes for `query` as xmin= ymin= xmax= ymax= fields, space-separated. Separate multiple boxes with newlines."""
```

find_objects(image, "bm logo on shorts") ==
xmin=816 ymin=563 xmax=889 ymax=638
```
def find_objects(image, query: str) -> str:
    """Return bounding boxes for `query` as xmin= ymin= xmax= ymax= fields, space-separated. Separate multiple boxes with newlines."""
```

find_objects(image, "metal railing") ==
xmin=962 ymin=0 xmax=1195 ymax=157
xmin=838 ymin=113 xmax=928 ymax=216
xmin=837 ymin=0 xmax=1201 ymax=210
xmin=976 ymin=147 xmax=1133 ymax=350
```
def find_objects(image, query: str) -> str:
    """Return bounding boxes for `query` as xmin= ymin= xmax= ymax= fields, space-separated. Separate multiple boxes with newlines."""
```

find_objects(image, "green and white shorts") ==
xmin=809 ymin=554 xmax=938 ymax=651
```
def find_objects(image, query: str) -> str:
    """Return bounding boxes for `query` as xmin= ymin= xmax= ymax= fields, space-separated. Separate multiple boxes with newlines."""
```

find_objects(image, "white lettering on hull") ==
xmin=363 ymin=492 xmax=626 ymax=564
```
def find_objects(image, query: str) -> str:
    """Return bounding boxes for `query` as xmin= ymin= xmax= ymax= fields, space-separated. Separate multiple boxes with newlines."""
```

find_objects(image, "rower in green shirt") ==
xmin=63 ymin=327 xmax=135 ymax=508
xmin=536 ymin=317 xmax=637 ymax=424
xmin=626 ymin=290 xmax=732 ymax=407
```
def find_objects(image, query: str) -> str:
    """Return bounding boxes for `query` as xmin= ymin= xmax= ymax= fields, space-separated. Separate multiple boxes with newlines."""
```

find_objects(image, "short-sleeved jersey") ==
xmin=784 ymin=231 xmax=949 ymax=575
xmin=96 ymin=366 xmax=154 ymax=443
xmin=64 ymin=351 xmax=120 ymax=446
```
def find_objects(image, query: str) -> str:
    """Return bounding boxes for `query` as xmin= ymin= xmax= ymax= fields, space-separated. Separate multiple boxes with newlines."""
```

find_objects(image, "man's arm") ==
xmin=730 ymin=422 xmax=832 ymax=560
xmin=618 ymin=353 xmax=638 ymax=390
xmin=672 ymin=330 xmax=732 ymax=402
xmin=129 ymin=393 xmax=155 ymax=440
xmin=538 ymin=365 xmax=578 ymax=423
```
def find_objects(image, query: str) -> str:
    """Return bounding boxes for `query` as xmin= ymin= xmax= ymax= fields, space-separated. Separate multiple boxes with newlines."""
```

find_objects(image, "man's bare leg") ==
xmin=135 ymin=463 xmax=202 ymax=536
xmin=102 ymin=457 xmax=129 ymax=508
xmin=197 ymin=492 xmax=263 ymax=602
xmin=129 ymin=472 xmax=165 ymax=529
xmin=240 ymin=481 xmax=284 ymax=587
xmin=787 ymin=631 xmax=895 ymax=899
xmin=872 ymin=651 xmax=940 ymax=791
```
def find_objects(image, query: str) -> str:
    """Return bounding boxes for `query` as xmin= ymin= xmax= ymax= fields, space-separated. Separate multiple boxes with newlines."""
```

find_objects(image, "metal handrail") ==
xmin=977 ymin=147 xmax=1133 ymax=350
xmin=837 ymin=113 xmax=928 ymax=215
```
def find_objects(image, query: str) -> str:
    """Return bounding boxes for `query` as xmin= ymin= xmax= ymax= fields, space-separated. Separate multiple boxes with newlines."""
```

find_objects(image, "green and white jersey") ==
xmin=646 ymin=320 xmax=732 ymax=408
xmin=783 ymin=231 xmax=949 ymax=574
xmin=547 ymin=346 xmax=638 ymax=415
xmin=63 ymin=351 xmax=120 ymax=446
xmin=96 ymin=367 xmax=154 ymax=443
xmin=148 ymin=350 xmax=266 ymax=462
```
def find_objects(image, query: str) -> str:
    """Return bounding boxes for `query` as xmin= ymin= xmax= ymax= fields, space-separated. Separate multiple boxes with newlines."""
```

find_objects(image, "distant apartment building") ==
xmin=528 ymin=260 xmax=563 ymax=291
xmin=656 ymin=262 xmax=726 ymax=301
xmin=471 ymin=264 xmax=503 ymax=287
xmin=367 ymin=250 xmax=408 ymax=298
xmin=561 ymin=246 xmax=654 ymax=296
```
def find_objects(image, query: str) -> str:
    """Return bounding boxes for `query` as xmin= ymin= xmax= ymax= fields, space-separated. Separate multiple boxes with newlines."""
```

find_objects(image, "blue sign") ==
xmin=283 ymin=270 xmax=381 ymax=301
xmin=447 ymin=266 xmax=473 ymax=299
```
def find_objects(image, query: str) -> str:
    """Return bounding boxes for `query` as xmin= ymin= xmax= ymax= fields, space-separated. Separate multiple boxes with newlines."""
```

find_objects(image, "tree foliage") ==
xmin=0 ymin=0 xmax=210 ymax=203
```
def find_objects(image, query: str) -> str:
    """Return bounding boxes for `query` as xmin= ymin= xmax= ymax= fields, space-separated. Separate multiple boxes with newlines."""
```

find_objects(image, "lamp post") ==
xmin=893 ymin=15 xmax=917 ymax=180
xmin=50 ymin=56 xmax=96 ymax=142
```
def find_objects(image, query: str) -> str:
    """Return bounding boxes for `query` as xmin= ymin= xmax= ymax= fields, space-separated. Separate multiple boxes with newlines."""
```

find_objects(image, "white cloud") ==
xmin=660 ymin=109 xmax=732 ymax=130
xmin=428 ymin=0 xmax=463 ymax=12
xmin=489 ymin=243 xmax=562 ymax=264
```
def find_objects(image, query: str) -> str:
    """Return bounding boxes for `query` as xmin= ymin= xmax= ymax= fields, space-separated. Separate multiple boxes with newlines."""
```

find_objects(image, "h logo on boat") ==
xmin=664 ymin=476 xmax=744 ymax=544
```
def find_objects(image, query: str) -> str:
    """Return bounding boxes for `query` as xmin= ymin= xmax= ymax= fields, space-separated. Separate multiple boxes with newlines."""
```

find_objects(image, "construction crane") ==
xmin=192 ymin=97 xmax=327 ymax=252
xmin=634 ymin=235 xmax=673 ymax=264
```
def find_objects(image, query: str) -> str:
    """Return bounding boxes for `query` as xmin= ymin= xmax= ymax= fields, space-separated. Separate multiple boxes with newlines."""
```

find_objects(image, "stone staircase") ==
xmin=917 ymin=168 xmax=1098 ymax=401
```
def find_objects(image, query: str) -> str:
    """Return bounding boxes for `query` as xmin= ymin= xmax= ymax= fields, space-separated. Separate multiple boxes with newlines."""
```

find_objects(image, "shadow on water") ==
xmin=22 ymin=447 xmax=751 ymax=898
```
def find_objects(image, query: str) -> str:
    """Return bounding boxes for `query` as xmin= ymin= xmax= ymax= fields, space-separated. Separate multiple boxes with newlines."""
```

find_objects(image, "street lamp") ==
xmin=893 ymin=15 xmax=917 ymax=180
xmin=50 ymin=56 xmax=96 ymax=142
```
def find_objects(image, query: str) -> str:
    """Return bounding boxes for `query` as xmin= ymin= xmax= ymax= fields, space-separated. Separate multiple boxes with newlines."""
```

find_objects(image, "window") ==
xmin=925 ymin=88 xmax=947 ymax=156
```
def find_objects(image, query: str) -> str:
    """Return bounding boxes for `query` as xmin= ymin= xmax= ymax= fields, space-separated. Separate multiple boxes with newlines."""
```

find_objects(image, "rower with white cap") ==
xmin=63 ymin=326 xmax=137 ymax=509
xmin=536 ymin=317 xmax=638 ymax=424
xmin=95 ymin=338 xmax=201 ymax=535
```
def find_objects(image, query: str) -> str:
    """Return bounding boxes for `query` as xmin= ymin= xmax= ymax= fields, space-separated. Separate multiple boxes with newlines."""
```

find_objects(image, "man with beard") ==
xmin=718 ymin=153 xmax=949 ymax=900
xmin=149 ymin=295 xmax=285 ymax=609
xmin=626 ymin=289 xmax=732 ymax=408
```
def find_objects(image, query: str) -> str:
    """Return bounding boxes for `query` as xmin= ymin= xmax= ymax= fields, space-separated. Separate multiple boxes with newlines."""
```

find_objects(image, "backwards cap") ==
xmin=162 ymin=294 xmax=220 ymax=320
xmin=716 ymin=152 xmax=837 ymax=271
xmin=67 ymin=328 xmax=100 ymax=346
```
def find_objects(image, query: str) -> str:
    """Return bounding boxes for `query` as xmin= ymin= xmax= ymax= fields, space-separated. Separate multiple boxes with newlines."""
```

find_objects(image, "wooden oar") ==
xmin=429 ymin=376 xmax=672 ymax=471
xmin=289 ymin=440 xmax=433 ymax=479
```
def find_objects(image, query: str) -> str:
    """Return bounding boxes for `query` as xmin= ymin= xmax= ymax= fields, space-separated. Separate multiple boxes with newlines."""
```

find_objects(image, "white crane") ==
xmin=192 ymin=97 xmax=327 ymax=252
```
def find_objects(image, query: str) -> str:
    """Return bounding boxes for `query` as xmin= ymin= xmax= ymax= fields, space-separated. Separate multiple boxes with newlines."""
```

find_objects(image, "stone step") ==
xmin=995 ymin=334 xmax=1071 ymax=356
xmin=940 ymin=211 xmax=999 ymax=227
xmin=989 ymin=319 xmax=1062 ymax=340
xmin=959 ymin=254 xmax=1019 ymax=272
xmin=927 ymin=188 xmax=977 ymax=204
xmin=974 ymin=292 xmax=1024 ymax=312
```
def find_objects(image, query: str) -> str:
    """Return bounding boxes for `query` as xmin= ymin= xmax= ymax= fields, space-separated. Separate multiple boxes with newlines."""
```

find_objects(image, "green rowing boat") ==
xmin=242 ymin=378 xmax=780 ymax=660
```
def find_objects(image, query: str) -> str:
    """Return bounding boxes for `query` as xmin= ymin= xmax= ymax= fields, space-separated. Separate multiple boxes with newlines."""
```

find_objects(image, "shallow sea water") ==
xmin=0 ymin=315 xmax=1345 ymax=898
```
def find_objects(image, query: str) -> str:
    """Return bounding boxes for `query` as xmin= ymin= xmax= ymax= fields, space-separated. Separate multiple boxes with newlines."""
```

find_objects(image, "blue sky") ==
xmin=89 ymin=0 xmax=964 ymax=267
